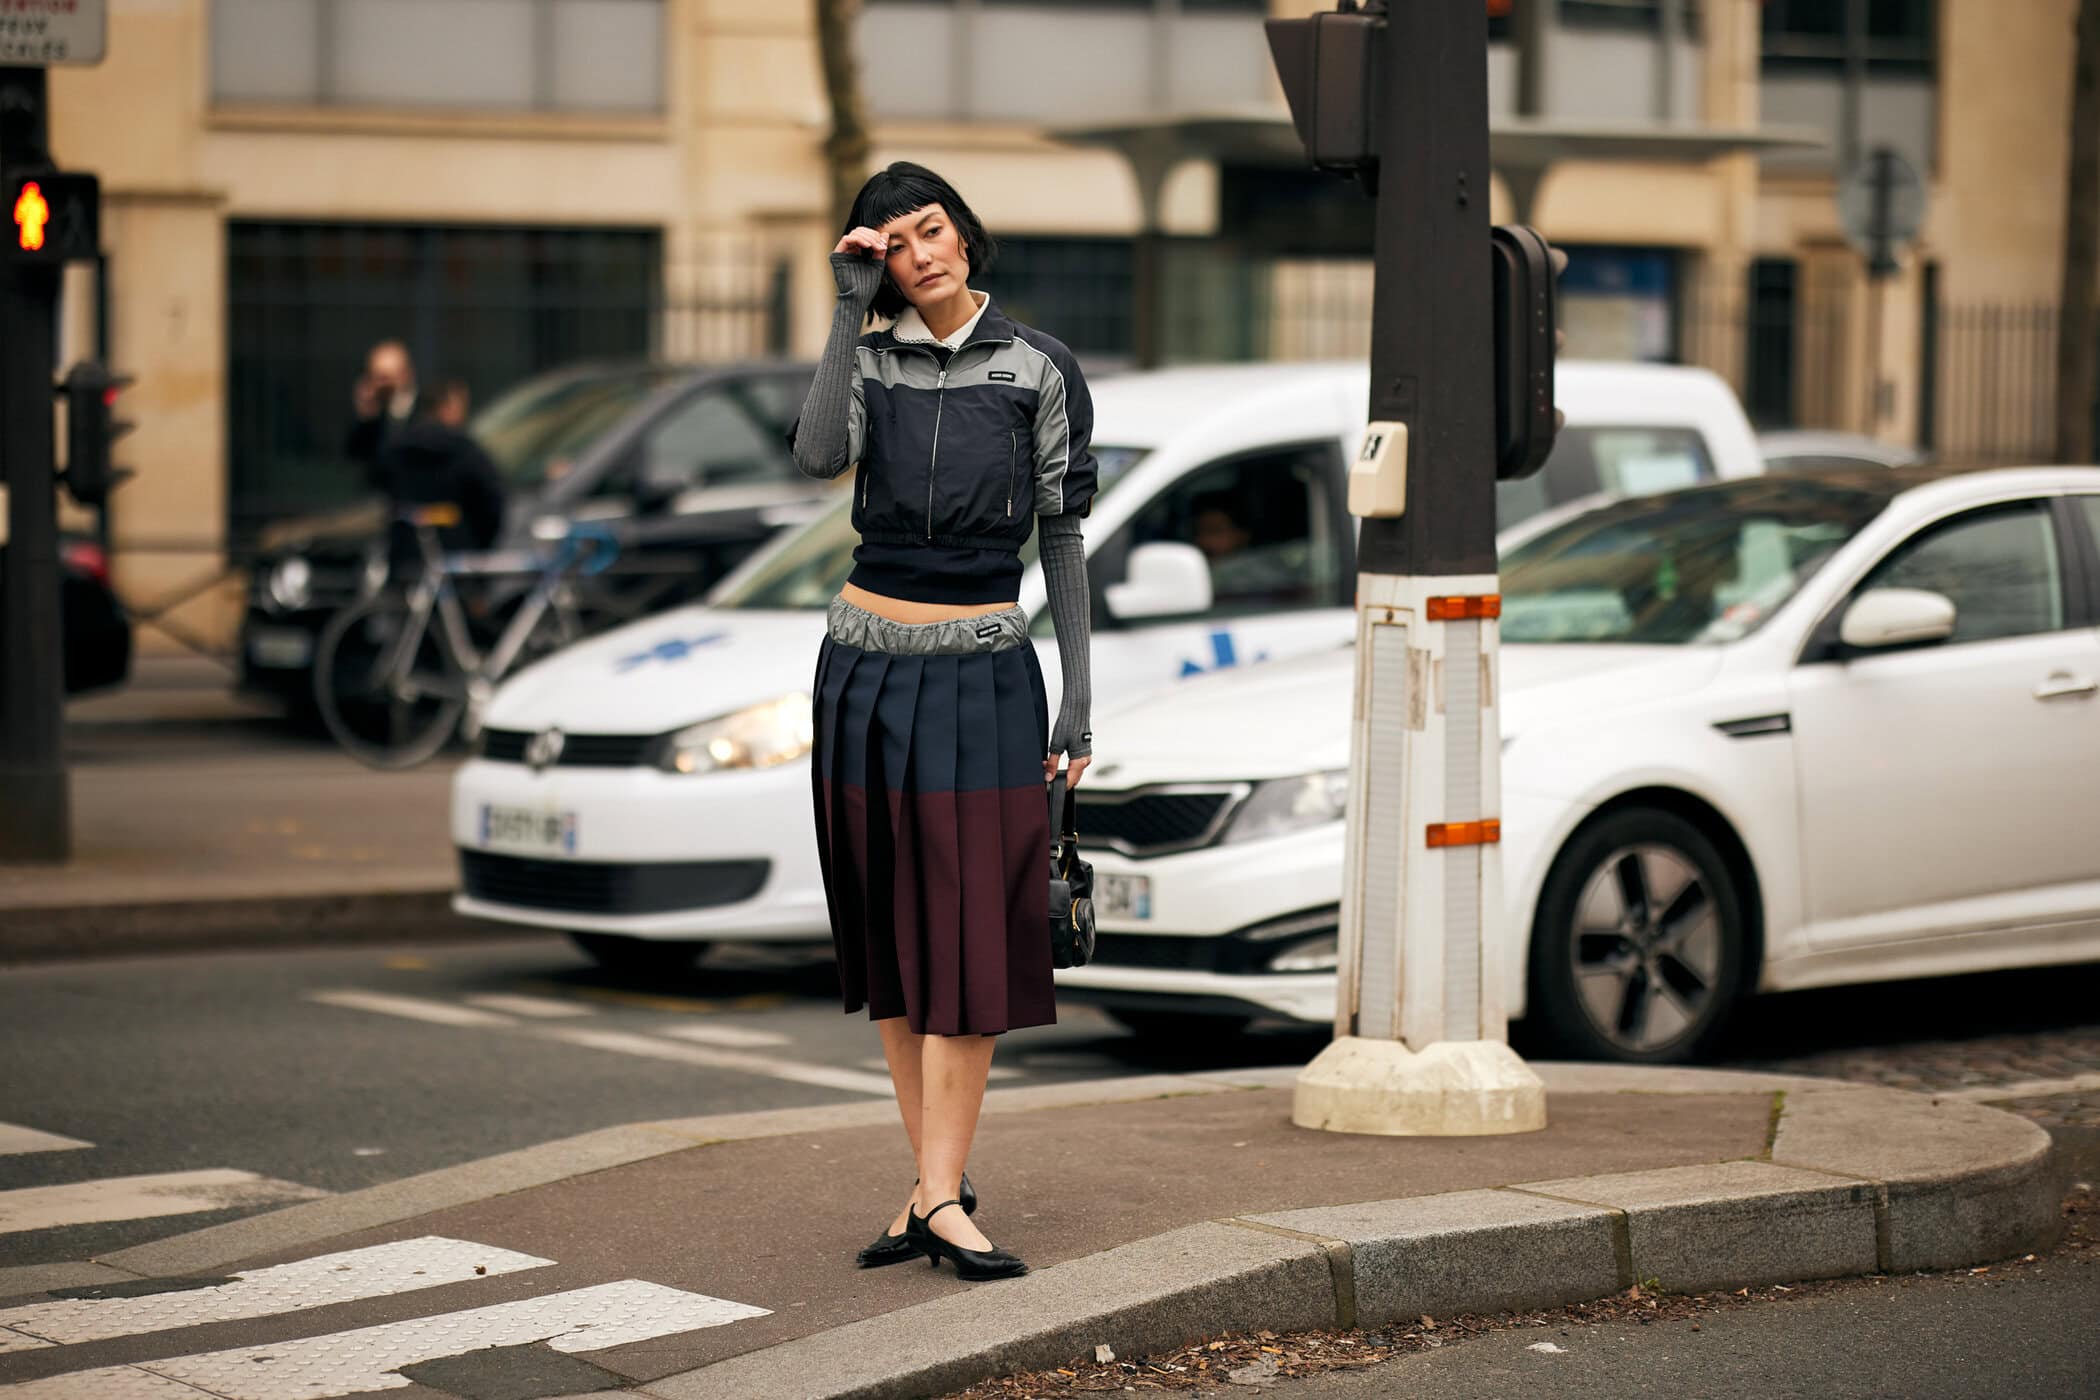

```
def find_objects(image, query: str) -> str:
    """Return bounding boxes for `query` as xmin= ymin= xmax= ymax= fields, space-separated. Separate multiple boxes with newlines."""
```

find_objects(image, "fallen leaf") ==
xmin=1258 ymin=1330 xmax=1277 ymax=1340
xmin=1420 ymin=1314 xmax=1436 ymax=1329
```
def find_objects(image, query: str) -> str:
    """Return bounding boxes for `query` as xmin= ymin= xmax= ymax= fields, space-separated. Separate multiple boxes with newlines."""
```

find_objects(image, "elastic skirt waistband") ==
xmin=826 ymin=596 xmax=1029 ymax=656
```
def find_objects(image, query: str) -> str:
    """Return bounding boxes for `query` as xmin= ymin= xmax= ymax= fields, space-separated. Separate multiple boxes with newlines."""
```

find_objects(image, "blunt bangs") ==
xmin=843 ymin=162 xmax=997 ymax=318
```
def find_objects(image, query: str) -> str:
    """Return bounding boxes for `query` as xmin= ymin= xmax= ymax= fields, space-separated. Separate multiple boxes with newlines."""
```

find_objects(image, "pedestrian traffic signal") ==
xmin=1490 ymin=225 xmax=1566 ymax=481
xmin=6 ymin=168 xmax=99 ymax=264
xmin=59 ymin=361 xmax=136 ymax=508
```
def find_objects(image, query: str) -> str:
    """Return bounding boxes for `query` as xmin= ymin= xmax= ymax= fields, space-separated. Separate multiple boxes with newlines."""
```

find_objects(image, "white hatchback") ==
xmin=1055 ymin=468 xmax=2100 ymax=1061
xmin=450 ymin=360 xmax=1764 ymax=972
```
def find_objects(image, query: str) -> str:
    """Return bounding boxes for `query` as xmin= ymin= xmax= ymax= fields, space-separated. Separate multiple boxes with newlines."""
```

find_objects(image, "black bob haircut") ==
xmin=842 ymin=161 xmax=998 ymax=320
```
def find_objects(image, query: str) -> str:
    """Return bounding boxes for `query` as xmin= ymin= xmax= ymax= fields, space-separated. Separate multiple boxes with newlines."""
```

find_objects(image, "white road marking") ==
xmin=539 ymin=1027 xmax=898 ymax=1097
xmin=1938 ymin=1072 xmax=2100 ymax=1102
xmin=660 ymin=1023 xmax=792 ymax=1049
xmin=0 ymin=1171 xmax=328 ymax=1237
xmin=1 ymin=1280 xmax=769 ymax=1399
xmin=460 ymin=993 xmax=593 ymax=1019
xmin=0 ymin=1125 xmax=91 ymax=1157
xmin=0 ymin=1237 xmax=553 ymax=1351
xmin=307 ymin=990 xmax=516 ymax=1028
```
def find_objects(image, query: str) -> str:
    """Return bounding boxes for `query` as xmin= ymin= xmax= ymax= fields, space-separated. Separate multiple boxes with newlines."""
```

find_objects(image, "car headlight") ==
xmin=266 ymin=557 xmax=313 ymax=612
xmin=655 ymin=694 xmax=814 ymax=776
xmin=1220 ymin=769 xmax=1350 ymax=844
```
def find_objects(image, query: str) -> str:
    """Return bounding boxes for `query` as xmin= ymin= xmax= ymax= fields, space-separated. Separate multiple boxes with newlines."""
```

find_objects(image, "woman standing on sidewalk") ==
xmin=789 ymin=162 xmax=1097 ymax=1283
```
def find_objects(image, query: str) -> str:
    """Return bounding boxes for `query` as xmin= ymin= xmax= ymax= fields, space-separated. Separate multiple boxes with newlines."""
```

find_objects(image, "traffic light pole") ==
xmin=1274 ymin=3 xmax=1544 ymax=1135
xmin=0 ymin=65 xmax=71 ymax=862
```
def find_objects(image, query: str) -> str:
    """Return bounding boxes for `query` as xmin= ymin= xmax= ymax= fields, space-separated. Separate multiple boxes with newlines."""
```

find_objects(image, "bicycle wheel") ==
xmin=313 ymin=592 xmax=469 ymax=769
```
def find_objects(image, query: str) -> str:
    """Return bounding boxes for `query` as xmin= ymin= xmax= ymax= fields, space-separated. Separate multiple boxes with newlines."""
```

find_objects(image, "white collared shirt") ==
xmin=891 ymin=289 xmax=989 ymax=350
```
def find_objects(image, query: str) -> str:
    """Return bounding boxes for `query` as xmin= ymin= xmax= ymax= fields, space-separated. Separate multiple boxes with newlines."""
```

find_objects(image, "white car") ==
xmin=450 ymin=360 xmax=1763 ymax=971
xmin=1057 ymin=467 xmax=2100 ymax=1061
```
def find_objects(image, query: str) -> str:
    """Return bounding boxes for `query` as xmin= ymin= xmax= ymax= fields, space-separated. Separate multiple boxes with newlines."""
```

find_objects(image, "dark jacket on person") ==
xmin=373 ymin=421 xmax=509 ymax=556
xmin=344 ymin=392 xmax=421 ymax=469
xmin=800 ymin=297 xmax=1098 ymax=605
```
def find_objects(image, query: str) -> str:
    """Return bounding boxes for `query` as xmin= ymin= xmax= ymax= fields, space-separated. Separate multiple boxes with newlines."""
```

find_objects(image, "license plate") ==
xmin=1096 ymin=872 xmax=1151 ymax=920
xmin=479 ymin=803 xmax=578 ymax=855
xmin=248 ymin=626 xmax=313 ymax=669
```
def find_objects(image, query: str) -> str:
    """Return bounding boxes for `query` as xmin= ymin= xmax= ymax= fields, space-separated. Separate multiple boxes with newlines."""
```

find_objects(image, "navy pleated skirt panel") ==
xmin=811 ymin=633 xmax=1056 ymax=1036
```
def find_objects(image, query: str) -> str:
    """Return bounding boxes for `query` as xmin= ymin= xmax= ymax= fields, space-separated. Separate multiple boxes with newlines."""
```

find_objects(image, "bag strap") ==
xmin=1048 ymin=774 xmax=1067 ymax=861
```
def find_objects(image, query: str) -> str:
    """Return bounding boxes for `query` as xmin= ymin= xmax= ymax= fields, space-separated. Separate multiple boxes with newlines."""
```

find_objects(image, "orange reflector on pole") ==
xmin=1426 ymin=819 xmax=1501 ymax=848
xmin=1425 ymin=594 xmax=1501 ymax=621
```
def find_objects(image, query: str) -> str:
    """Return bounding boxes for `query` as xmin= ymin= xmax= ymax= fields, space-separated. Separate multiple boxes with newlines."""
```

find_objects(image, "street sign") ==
xmin=0 ymin=0 xmax=106 ymax=66
xmin=1837 ymin=145 xmax=1926 ymax=278
xmin=6 ymin=168 xmax=97 ymax=263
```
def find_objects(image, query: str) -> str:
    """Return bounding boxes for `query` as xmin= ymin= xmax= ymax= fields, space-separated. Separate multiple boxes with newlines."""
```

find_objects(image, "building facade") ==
xmin=45 ymin=0 xmax=2086 ymax=653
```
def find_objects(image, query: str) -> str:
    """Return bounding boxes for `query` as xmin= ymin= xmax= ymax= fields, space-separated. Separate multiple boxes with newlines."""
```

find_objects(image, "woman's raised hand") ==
xmin=834 ymin=226 xmax=886 ymax=261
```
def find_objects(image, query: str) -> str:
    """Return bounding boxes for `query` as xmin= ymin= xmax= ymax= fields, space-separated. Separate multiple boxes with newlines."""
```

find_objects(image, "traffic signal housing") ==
xmin=1490 ymin=225 xmax=1567 ymax=482
xmin=1264 ymin=4 xmax=1381 ymax=189
xmin=60 ymin=361 xmax=136 ymax=508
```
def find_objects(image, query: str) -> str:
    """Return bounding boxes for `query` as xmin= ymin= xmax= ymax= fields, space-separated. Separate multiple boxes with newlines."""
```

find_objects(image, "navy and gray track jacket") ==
xmin=836 ymin=299 xmax=1099 ymax=604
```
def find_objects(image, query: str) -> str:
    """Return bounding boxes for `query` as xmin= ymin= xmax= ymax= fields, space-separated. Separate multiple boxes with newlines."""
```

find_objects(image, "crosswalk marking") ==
xmin=0 ymin=1125 xmax=91 ymax=1158
xmin=0 ymin=1237 xmax=553 ymax=1351
xmin=460 ymin=993 xmax=593 ymax=1019
xmin=539 ymin=1027 xmax=898 ymax=1097
xmin=854 ymin=1055 xmax=1021 ymax=1082
xmin=0 ymin=1280 xmax=770 ymax=1400
xmin=306 ymin=990 xmax=516 ymax=1027
xmin=1939 ymin=1071 xmax=2100 ymax=1102
xmin=0 ymin=1170 xmax=329 ymax=1237
xmin=659 ymin=1023 xmax=792 ymax=1049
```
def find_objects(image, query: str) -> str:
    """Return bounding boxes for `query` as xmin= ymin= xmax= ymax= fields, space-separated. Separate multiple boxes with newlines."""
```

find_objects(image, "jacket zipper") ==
xmin=1006 ymin=430 xmax=1019 ymax=517
xmin=927 ymin=367 xmax=947 ymax=539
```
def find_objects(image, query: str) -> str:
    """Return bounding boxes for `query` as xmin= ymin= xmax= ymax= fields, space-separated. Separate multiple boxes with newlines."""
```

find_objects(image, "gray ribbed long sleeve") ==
xmin=791 ymin=252 xmax=885 ymax=479
xmin=1039 ymin=512 xmax=1092 ymax=759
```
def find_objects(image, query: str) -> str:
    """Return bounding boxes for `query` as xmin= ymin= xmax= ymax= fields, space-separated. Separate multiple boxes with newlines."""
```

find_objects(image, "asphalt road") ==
xmin=5 ymin=931 xmax=2099 ymax=1273
xmin=1265 ymin=1245 xmax=2100 ymax=1400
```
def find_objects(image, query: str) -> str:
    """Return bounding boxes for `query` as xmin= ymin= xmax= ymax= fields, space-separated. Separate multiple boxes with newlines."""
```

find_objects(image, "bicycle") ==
xmin=312 ymin=506 xmax=621 ymax=769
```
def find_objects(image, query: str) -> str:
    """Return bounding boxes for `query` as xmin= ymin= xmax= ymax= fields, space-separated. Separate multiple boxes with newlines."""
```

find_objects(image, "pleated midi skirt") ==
xmin=810 ymin=600 xmax=1056 ymax=1036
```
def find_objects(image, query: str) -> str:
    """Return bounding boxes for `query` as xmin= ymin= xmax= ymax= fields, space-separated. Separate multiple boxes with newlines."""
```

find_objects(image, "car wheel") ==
xmin=1107 ymin=1009 xmax=1254 ymax=1042
xmin=568 ymin=933 xmax=707 ymax=978
xmin=1527 ymin=807 xmax=1748 ymax=1064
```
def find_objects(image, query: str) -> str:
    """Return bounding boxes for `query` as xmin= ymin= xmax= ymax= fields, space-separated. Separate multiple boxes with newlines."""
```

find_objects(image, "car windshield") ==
xmin=713 ymin=445 xmax=1150 ymax=610
xmin=471 ymin=368 xmax=685 ymax=490
xmin=1499 ymin=476 xmax=1900 ymax=645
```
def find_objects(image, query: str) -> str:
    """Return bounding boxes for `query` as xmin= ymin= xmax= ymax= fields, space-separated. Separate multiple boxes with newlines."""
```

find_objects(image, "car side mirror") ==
xmin=1105 ymin=541 xmax=1214 ymax=621
xmin=1839 ymin=587 xmax=1956 ymax=651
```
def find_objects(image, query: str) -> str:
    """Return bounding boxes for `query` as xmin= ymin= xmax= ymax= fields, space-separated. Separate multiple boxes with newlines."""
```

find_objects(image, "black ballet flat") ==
xmin=907 ymin=1198 xmax=1028 ymax=1282
xmin=856 ymin=1172 xmax=977 ymax=1269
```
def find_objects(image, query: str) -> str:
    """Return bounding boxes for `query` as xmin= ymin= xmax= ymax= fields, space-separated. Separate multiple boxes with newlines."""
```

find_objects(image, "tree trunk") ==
xmin=2054 ymin=0 xmax=2100 ymax=463
xmin=814 ymin=0 xmax=873 ymax=237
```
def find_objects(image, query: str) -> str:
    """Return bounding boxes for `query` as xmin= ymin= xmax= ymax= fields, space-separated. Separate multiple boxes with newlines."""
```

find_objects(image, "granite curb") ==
xmin=624 ymin=1067 xmax=2061 ymax=1400
xmin=0 ymin=1066 xmax=2059 ymax=1400
xmin=0 ymin=890 xmax=485 ymax=963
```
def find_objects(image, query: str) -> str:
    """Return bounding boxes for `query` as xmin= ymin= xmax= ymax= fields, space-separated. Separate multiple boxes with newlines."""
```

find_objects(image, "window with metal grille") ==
xmin=226 ymin=221 xmax=661 ymax=537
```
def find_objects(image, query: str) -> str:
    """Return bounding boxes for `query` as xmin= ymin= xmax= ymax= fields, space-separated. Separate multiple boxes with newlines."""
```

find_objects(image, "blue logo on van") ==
xmin=616 ymin=632 xmax=729 ymax=673
xmin=1178 ymin=630 xmax=1267 ymax=677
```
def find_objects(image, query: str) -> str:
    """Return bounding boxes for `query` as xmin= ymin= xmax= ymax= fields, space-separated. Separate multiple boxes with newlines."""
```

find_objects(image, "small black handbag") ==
xmin=1047 ymin=774 xmax=1096 ymax=970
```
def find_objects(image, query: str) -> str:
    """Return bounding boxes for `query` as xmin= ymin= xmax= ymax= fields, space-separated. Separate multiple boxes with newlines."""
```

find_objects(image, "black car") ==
xmin=0 ymin=535 xmax=133 ymax=697
xmin=239 ymin=359 xmax=822 ymax=714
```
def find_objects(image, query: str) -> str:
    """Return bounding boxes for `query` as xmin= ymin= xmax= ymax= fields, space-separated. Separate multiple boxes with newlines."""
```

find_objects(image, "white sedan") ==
xmin=1056 ymin=467 xmax=2100 ymax=1062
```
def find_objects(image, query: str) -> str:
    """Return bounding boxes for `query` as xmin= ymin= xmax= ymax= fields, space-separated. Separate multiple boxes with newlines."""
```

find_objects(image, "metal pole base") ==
xmin=0 ymin=768 xmax=71 ymax=863
xmin=1293 ymin=1036 xmax=1546 ymax=1137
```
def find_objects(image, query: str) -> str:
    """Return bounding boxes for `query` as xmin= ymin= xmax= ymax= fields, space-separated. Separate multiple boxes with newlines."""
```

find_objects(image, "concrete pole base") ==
xmin=1292 ymin=1036 xmax=1548 ymax=1137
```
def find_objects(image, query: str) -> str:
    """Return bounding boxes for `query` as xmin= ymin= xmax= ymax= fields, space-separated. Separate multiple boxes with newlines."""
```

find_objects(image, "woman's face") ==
xmin=878 ymin=203 xmax=970 ymax=309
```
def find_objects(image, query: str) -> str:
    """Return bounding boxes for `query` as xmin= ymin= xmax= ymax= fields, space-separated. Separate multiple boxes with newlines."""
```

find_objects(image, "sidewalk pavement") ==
xmin=1 ymin=656 xmax=480 ymax=959
xmin=0 ymin=1064 xmax=2063 ymax=1400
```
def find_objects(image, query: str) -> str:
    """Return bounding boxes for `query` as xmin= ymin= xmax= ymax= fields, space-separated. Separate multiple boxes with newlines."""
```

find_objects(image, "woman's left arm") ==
xmin=1030 ymin=339 xmax=1098 ymax=782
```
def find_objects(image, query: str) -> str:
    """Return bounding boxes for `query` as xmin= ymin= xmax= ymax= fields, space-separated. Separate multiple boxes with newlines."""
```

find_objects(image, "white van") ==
xmin=449 ymin=360 xmax=1762 ymax=971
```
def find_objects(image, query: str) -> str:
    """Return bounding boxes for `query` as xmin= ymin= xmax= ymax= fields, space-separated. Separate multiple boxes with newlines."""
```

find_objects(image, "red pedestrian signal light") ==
xmin=12 ymin=179 xmax=49 ymax=252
